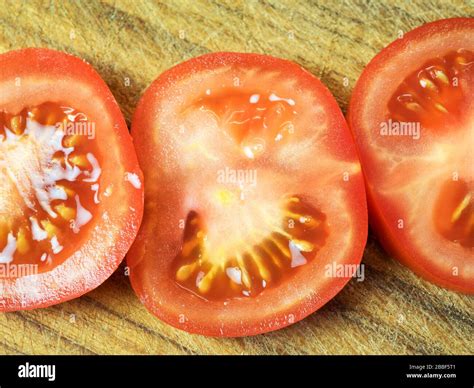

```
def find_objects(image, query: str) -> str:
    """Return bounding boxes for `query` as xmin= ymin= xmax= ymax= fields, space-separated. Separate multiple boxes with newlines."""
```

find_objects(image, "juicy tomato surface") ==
xmin=348 ymin=18 xmax=474 ymax=293
xmin=128 ymin=53 xmax=367 ymax=337
xmin=0 ymin=48 xmax=144 ymax=311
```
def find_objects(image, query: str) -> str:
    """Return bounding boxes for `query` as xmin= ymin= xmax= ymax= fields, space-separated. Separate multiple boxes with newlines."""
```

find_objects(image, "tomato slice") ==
xmin=0 ymin=48 xmax=144 ymax=310
xmin=348 ymin=18 xmax=474 ymax=293
xmin=128 ymin=53 xmax=367 ymax=336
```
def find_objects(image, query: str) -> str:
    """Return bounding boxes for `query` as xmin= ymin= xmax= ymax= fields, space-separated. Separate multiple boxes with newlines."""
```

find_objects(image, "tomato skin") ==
xmin=0 ymin=48 xmax=144 ymax=310
xmin=348 ymin=19 xmax=474 ymax=294
xmin=129 ymin=52 xmax=368 ymax=337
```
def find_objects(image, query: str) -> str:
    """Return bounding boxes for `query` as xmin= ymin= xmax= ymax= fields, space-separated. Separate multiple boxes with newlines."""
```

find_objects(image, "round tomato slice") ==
xmin=128 ymin=53 xmax=367 ymax=336
xmin=348 ymin=18 xmax=474 ymax=293
xmin=0 ymin=48 xmax=144 ymax=310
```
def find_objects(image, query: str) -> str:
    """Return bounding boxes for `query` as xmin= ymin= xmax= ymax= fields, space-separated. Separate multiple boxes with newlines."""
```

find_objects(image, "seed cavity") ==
xmin=0 ymin=103 xmax=102 ymax=271
xmin=388 ymin=49 xmax=473 ymax=128
xmin=173 ymin=196 xmax=329 ymax=300
xmin=433 ymin=179 xmax=473 ymax=248
xmin=191 ymin=90 xmax=297 ymax=159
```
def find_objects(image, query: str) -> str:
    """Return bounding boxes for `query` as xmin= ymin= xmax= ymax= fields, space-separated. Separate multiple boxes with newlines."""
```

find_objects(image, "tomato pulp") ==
xmin=128 ymin=53 xmax=367 ymax=336
xmin=0 ymin=48 xmax=144 ymax=310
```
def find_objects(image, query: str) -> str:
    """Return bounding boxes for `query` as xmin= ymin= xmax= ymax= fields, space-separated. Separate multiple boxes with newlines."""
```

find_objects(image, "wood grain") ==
xmin=0 ymin=0 xmax=473 ymax=355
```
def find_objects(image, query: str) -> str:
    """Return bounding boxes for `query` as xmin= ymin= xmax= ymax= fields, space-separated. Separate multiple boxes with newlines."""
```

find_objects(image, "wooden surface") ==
xmin=0 ymin=0 xmax=473 ymax=355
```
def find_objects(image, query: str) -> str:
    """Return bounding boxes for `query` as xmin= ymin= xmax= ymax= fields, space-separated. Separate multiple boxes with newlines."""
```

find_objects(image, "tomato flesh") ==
xmin=387 ymin=49 xmax=473 ymax=130
xmin=0 ymin=102 xmax=102 ymax=270
xmin=172 ymin=89 xmax=332 ymax=300
xmin=192 ymin=89 xmax=297 ymax=152
xmin=174 ymin=195 xmax=329 ymax=300
xmin=433 ymin=179 xmax=473 ymax=248
xmin=0 ymin=48 xmax=144 ymax=311
xmin=385 ymin=48 xmax=473 ymax=250
xmin=348 ymin=18 xmax=474 ymax=293
xmin=129 ymin=53 xmax=367 ymax=336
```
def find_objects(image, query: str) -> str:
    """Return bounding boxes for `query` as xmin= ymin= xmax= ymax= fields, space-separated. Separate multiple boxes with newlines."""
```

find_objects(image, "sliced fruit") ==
xmin=348 ymin=18 xmax=474 ymax=293
xmin=128 ymin=52 xmax=367 ymax=337
xmin=0 ymin=48 xmax=144 ymax=311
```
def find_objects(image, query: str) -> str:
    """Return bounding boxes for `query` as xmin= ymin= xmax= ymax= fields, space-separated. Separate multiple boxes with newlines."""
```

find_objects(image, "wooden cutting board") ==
xmin=0 ymin=0 xmax=472 ymax=355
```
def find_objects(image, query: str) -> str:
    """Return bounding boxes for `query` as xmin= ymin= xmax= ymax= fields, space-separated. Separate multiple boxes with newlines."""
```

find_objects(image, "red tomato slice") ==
xmin=0 ymin=48 xmax=144 ymax=310
xmin=128 ymin=53 xmax=367 ymax=336
xmin=348 ymin=18 xmax=474 ymax=293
